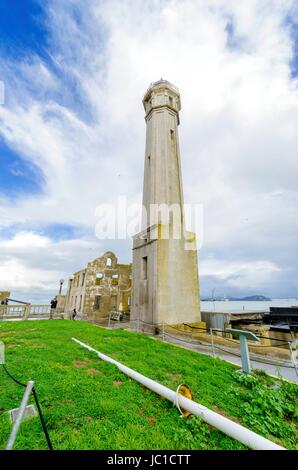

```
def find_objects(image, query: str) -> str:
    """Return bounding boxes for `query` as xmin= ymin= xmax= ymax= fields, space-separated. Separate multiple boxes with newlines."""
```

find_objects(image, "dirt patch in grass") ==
xmin=59 ymin=399 xmax=73 ymax=405
xmin=165 ymin=372 xmax=182 ymax=381
xmin=113 ymin=380 xmax=122 ymax=387
xmin=147 ymin=415 xmax=157 ymax=426
xmin=28 ymin=343 xmax=46 ymax=349
xmin=87 ymin=368 xmax=102 ymax=376
xmin=73 ymin=359 xmax=92 ymax=368
xmin=6 ymin=344 xmax=18 ymax=349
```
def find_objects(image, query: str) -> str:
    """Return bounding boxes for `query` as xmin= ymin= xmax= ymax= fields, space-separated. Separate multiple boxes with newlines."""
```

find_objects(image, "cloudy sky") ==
xmin=0 ymin=0 xmax=297 ymax=303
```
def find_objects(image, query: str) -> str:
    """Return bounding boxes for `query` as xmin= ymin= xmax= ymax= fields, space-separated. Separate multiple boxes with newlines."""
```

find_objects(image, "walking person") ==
xmin=72 ymin=308 xmax=77 ymax=320
xmin=50 ymin=297 xmax=57 ymax=320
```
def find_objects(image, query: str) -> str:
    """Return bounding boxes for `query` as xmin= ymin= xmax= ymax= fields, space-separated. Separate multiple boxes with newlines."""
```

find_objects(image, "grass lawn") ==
xmin=0 ymin=320 xmax=297 ymax=450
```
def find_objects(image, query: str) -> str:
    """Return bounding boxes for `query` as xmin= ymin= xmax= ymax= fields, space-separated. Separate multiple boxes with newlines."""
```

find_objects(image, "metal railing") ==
xmin=0 ymin=304 xmax=55 ymax=321
xmin=125 ymin=319 xmax=298 ymax=379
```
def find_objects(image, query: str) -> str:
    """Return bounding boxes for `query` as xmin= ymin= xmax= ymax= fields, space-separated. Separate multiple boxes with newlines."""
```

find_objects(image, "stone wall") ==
xmin=65 ymin=252 xmax=131 ymax=323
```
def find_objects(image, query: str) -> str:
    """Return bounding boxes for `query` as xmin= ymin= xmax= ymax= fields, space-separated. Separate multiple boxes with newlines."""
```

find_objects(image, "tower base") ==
xmin=131 ymin=224 xmax=201 ymax=328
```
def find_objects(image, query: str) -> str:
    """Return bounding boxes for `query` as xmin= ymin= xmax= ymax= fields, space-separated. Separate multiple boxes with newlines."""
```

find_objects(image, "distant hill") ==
xmin=230 ymin=295 xmax=271 ymax=301
xmin=201 ymin=295 xmax=271 ymax=301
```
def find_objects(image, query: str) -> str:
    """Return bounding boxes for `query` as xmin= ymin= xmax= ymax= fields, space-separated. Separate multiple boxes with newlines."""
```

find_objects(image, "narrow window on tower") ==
xmin=170 ymin=129 xmax=174 ymax=140
xmin=142 ymin=256 xmax=148 ymax=280
xmin=169 ymin=96 xmax=173 ymax=107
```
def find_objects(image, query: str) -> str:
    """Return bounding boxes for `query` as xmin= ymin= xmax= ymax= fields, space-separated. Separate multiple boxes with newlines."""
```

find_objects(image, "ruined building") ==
xmin=131 ymin=80 xmax=201 ymax=328
xmin=64 ymin=252 xmax=132 ymax=322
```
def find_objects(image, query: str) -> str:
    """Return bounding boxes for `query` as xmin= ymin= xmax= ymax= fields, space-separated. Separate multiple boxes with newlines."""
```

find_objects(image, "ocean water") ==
xmin=200 ymin=298 xmax=298 ymax=312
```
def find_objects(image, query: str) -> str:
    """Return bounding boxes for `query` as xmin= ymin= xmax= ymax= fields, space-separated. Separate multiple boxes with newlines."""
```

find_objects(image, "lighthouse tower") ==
xmin=131 ymin=80 xmax=200 ymax=328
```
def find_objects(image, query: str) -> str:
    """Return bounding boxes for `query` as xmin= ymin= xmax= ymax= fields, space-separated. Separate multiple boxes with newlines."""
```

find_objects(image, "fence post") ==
xmin=23 ymin=305 xmax=30 ymax=320
xmin=6 ymin=381 xmax=35 ymax=450
xmin=210 ymin=328 xmax=216 ymax=358
xmin=288 ymin=341 xmax=298 ymax=379
xmin=108 ymin=314 xmax=111 ymax=329
xmin=137 ymin=317 xmax=140 ymax=333
xmin=162 ymin=322 xmax=165 ymax=341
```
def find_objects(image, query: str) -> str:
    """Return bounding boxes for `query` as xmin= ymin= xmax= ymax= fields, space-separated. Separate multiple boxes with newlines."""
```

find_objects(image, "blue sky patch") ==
xmin=0 ymin=0 xmax=48 ymax=60
xmin=0 ymin=222 xmax=88 ymax=242
xmin=284 ymin=15 xmax=298 ymax=78
xmin=0 ymin=1 xmax=95 ymax=122
xmin=41 ymin=223 xmax=87 ymax=241
xmin=0 ymin=137 xmax=44 ymax=199
xmin=291 ymin=25 xmax=298 ymax=78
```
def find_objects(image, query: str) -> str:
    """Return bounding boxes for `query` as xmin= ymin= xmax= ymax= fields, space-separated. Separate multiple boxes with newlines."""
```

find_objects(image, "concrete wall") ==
xmin=132 ymin=224 xmax=200 ymax=327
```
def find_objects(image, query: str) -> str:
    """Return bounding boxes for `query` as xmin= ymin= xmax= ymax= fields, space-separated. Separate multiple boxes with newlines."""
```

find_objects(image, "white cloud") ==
xmin=0 ymin=231 xmax=105 ymax=302
xmin=0 ymin=0 xmax=297 ymax=300
xmin=5 ymin=231 xmax=49 ymax=248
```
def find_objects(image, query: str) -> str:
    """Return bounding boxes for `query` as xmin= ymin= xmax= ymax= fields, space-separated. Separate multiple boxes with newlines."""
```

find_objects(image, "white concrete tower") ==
xmin=131 ymin=80 xmax=201 ymax=329
xmin=141 ymin=80 xmax=184 ymax=229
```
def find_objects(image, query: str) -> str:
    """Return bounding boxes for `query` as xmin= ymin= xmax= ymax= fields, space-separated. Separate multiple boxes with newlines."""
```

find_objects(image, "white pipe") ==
xmin=72 ymin=337 xmax=285 ymax=451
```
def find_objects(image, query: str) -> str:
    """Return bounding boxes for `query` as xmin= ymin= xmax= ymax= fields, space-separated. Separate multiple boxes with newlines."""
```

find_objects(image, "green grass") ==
xmin=0 ymin=320 xmax=297 ymax=450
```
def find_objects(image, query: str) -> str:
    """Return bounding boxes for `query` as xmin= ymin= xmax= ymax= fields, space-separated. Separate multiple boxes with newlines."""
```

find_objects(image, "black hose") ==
xmin=1 ymin=363 xmax=53 ymax=450
xmin=32 ymin=388 xmax=53 ymax=450
xmin=2 ymin=363 xmax=26 ymax=388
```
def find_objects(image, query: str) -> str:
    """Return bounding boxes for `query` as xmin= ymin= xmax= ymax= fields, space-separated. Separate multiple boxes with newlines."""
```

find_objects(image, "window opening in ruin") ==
xmin=95 ymin=272 xmax=103 ymax=285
